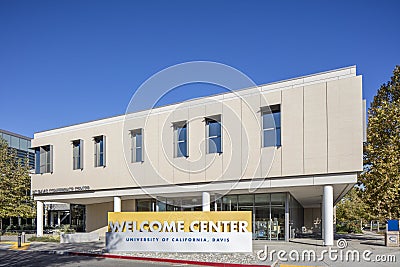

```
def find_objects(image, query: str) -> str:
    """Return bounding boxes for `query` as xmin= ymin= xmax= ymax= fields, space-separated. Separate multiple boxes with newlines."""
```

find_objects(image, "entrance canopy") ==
xmin=34 ymin=173 xmax=356 ymax=208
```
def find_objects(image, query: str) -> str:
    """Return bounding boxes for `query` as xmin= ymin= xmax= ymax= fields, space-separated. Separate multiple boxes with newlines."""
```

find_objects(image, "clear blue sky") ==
xmin=0 ymin=0 xmax=399 ymax=137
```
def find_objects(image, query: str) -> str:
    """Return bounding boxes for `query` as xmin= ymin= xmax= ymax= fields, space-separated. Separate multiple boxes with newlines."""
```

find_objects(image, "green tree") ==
xmin=336 ymin=186 xmax=370 ymax=232
xmin=360 ymin=65 xmax=400 ymax=220
xmin=0 ymin=138 xmax=35 ymax=231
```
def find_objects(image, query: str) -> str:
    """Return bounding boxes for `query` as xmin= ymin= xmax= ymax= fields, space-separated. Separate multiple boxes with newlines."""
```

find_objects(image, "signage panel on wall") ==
xmin=106 ymin=211 xmax=252 ymax=253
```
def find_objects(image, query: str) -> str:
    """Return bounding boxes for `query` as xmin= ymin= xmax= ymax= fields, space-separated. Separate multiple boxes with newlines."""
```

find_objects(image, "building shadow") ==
xmin=0 ymin=250 xmax=105 ymax=267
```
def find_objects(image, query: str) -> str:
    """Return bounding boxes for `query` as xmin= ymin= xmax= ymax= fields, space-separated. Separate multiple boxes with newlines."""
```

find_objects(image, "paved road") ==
xmin=0 ymin=250 xmax=201 ymax=267
xmin=1 ymin=232 xmax=399 ymax=266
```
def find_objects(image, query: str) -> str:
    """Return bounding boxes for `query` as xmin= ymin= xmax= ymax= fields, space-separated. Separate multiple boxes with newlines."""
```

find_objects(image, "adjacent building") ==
xmin=0 ymin=129 xmax=35 ymax=168
xmin=0 ymin=129 xmax=35 ymax=227
xmin=0 ymin=129 xmax=70 ymax=229
xmin=31 ymin=66 xmax=365 ymax=246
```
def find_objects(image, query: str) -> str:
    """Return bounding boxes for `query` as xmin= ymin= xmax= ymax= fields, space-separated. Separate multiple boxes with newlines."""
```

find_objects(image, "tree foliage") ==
xmin=336 ymin=186 xmax=371 ymax=233
xmin=0 ymin=138 xmax=36 ymax=225
xmin=360 ymin=65 xmax=400 ymax=220
xmin=336 ymin=186 xmax=370 ymax=224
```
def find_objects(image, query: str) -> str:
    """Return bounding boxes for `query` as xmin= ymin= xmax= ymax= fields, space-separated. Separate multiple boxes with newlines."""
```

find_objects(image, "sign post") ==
xmin=385 ymin=220 xmax=400 ymax=247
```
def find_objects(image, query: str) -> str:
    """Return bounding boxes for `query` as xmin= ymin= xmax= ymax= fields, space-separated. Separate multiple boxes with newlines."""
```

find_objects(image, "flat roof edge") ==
xmin=262 ymin=65 xmax=356 ymax=87
xmin=0 ymin=129 xmax=32 ymax=140
xmin=34 ymin=65 xmax=357 ymax=137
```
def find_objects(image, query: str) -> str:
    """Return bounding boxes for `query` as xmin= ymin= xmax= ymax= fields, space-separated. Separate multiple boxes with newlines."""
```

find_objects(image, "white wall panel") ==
xmin=304 ymin=83 xmax=327 ymax=174
xmin=282 ymin=87 xmax=304 ymax=176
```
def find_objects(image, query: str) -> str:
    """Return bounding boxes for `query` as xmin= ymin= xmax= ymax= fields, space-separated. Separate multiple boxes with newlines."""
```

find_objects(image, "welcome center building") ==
xmin=31 ymin=66 xmax=364 ymax=246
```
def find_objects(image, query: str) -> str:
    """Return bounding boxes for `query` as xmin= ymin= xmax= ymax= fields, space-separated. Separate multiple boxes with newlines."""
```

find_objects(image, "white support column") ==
xmin=321 ymin=199 xmax=324 ymax=239
xmin=50 ymin=211 xmax=54 ymax=227
xmin=36 ymin=201 xmax=43 ymax=237
xmin=323 ymin=185 xmax=334 ymax=246
xmin=285 ymin=193 xmax=290 ymax=241
xmin=114 ymin=197 xmax=121 ymax=212
xmin=44 ymin=208 xmax=48 ymax=227
xmin=202 ymin=192 xmax=210 ymax=211
xmin=57 ymin=211 xmax=61 ymax=226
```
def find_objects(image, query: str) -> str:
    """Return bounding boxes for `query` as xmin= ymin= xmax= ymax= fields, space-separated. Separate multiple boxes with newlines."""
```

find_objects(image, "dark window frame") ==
xmin=72 ymin=139 xmax=83 ymax=170
xmin=131 ymin=129 xmax=143 ymax=163
xmin=206 ymin=115 xmax=222 ymax=154
xmin=173 ymin=121 xmax=188 ymax=158
xmin=262 ymin=105 xmax=281 ymax=147
xmin=34 ymin=145 xmax=53 ymax=174
xmin=94 ymin=135 xmax=106 ymax=167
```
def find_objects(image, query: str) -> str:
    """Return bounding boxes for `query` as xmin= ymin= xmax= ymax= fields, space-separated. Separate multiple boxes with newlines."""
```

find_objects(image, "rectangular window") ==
xmin=1 ymin=133 xmax=11 ymax=145
xmin=10 ymin=135 xmax=19 ymax=149
xmin=72 ymin=139 xmax=83 ymax=170
xmin=206 ymin=116 xmax=222 ymax=154
xmin=20 ymin=139 xmax=28 ymax=151
xmin=262 ymin=105 xmax=281 ymax=147
xmin=34 ymin=145 xmax=53 ymax=174
xmin=94 ymin=135 xmax=106 ymax=167
xmin=131 ymin=129 xmax=143 ymax=162
xmin=173 ymin=122 xmax=188 ymax=157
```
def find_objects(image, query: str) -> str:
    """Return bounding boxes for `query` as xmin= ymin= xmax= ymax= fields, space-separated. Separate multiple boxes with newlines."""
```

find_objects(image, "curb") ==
xmin=68 ymin=251 xmax=270 ymax=267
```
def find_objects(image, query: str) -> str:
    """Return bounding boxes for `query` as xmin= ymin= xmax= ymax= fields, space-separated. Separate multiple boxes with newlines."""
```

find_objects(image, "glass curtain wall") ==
xmin=221 ymin=193 xmax=288 ymax=240
xmin=136 ymin=199 xmax=156 ymax=211
xmin=289 ymin=195 xmax=304 ymax=238
xmin=270 ymin=193 xmax=285 ymax=240
xmin=137 ymin=198 xmax=203 ymax=212
xmin=70 ymin=204 xmax=86 ymax=232
xmin=254 ymin=194 xmax=270 ymax=239
xmin=136 ymin=193 xmax=303 ymax=241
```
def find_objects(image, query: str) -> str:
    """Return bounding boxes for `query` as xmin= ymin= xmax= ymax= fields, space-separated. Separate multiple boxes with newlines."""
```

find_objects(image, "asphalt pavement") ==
xmin=0 ymin=231 xmax=399 ymax=266
xmin=0 ymin=250 xmax=198 ymax=267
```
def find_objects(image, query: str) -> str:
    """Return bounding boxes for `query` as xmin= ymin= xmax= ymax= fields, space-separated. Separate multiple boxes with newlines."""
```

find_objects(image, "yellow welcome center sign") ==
xmin=106 ymin=211 xmax=252 ymax=253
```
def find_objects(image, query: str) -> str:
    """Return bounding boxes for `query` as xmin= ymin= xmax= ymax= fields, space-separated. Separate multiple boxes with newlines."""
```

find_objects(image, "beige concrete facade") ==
xmin=86 ymin=199 xmax=135 ymax=234
xmin=31 ymin=66 xmax=364 ymax=240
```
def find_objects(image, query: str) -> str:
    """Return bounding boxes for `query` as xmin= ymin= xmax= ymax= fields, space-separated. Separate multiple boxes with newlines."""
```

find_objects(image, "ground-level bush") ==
xmin=28 ymin=235 xmax=60 ymax=242
xmin=336 ymin=221 xmax=362 ymax=234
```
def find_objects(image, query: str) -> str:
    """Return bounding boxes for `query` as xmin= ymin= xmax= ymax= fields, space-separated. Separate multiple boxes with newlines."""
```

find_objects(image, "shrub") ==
xmin=53 ymin=224 xmax=75 ymax=235
xmin=336 ymin=222 xmax=362 ymax=234
xmin=28 ymin=235 xmax=60 ymax=242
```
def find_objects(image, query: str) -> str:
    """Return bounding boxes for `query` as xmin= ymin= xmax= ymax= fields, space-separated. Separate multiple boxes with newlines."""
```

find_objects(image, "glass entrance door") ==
xmin=270 ymin=193 xmax=285 ymax=240
xmin=221 ymin=193 xmax=287 ymax=240
xmin=254 ymin=194 xmax=270 ymax=239
xmin=70 ymin=204 xmax=85 ymax=232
